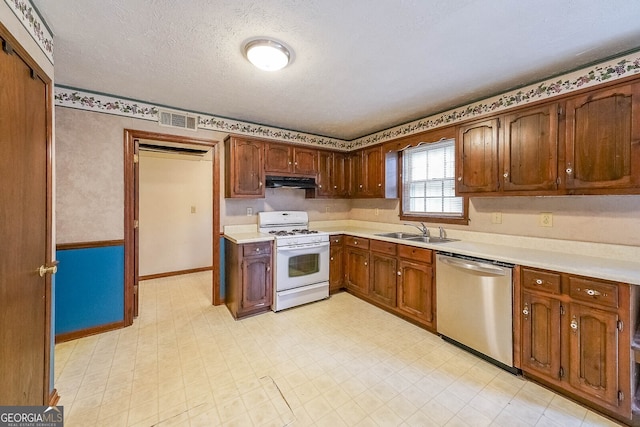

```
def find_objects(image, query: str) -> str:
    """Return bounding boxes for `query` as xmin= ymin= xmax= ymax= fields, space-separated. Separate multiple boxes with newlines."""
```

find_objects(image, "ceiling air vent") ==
xmin=159 ymin=110 xmax=198 ymax=131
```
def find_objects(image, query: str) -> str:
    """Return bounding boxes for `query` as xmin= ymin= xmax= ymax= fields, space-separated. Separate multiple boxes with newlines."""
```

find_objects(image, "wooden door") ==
xmin=0 ymin=33 xmax=52 ymax=405
xmin=345 ymin=247 xmax=369 ymax=295
xmin=265 ymin=143 xmax=292 ymax=173
xmin=333 ymin=152 xmax=349 ymax=197
xmin=228 ymin=137 xmax=264 ymax=197
xmin=293 ymin=147 xmax=318 ymax=175
xmin=456 ymin=118 xmax=499 ymax=193
xmin=133 ymin=139 xmax=140 ymax=317
xmin=363 ymin=146 xmax=383 ymax=197
xmin=329 ymin=242 xmax=344 ymax=292
xmin=369 ymin=253 xmax=397 ymax=307
xmin=317 ymin=151 xmax=333 ymax=196
xmin=397 ymin=259 xmax=434 ymax=325
xmin=567 ymin=303 xmax=619 ymax=407
xmin=241 ymin=255 xmax=272 ymax=312
xmin=502 ymin=104 xmax=559 ymax=191
xmin=565 ymin=83 xmax=640 ymax=190
xmin=520 ymin=291 xmax=561 ymax=380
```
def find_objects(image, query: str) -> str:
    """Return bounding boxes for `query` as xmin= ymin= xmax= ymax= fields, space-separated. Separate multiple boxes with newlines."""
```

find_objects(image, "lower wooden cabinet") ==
xmin=342 ymin=236 xmax=435 ymax=331
xmin=329 ymin=235 xmax=344 ymax=293
xmin=519 ymin=266 xmax=635 ymax=423
xmin=225 ymin=239 xmax=273 ymax=319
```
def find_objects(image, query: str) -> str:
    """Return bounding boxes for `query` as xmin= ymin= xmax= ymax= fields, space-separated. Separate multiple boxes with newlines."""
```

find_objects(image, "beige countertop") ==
xmin=223 ymin=221 xmax=640 ymax=285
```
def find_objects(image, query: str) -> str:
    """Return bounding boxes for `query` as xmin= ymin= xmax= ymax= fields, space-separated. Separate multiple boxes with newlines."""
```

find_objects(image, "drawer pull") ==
xmin=256 ymin=248 xmax=260 ymax=252
xmin=535 ymin=279 xmax=543 ymax=285
xmin=585 ymin=288 xmax=601 ymax=296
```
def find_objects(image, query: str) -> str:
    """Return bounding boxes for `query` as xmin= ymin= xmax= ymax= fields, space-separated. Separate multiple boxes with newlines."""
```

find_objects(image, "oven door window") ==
xmin=288 ymin=253 xmax=320 ymax=277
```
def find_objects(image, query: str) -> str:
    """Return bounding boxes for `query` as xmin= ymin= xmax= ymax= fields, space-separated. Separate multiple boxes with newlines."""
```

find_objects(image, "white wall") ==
xmin=138 ymin=151 xmax=212 ymax=276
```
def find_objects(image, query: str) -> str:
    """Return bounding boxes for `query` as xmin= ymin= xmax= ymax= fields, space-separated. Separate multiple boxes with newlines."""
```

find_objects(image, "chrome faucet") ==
xmin=405 ymin=222 xmax=429 ymax=237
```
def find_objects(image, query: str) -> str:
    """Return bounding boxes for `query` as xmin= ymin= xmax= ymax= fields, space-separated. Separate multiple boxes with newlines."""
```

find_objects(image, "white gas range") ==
xmin=258 ymin=211 xmax=330 ymax=311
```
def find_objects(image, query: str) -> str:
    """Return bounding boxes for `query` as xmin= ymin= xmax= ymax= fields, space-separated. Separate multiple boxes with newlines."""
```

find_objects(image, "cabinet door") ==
xmin=293 ymin=147 xmax=318 ymax=175
xmin=329 ymin=243 xmax=344 ymax=292
xmin=397 ymin=259 xmax=434 ymax=325
xmin=333 ymin=152 xmax=349 ymax=197
xmin=456 ymin=118 xmax=499 ymax=193
xmin=369 ymin=253 xmax=397 ymax=307
xmin=565 ymin=83 xmax=640 ymax=190
xmin=241 ymin=255 xmax=272 ymax=312
xmin=567 ymin=303 xmax=619 ymax=407
xmin=502 ymin=104 xmax=559 ymax=191
xmin=317 ymin=151 xmax=334 ymax=196
xmin=350 ymin=151 xmax=364 ymax=197
xmin=345 ymin=247 xmax=369 ymax=295
xmin=229 ymin=138 xmax=265 ymax=197
xmin=520 ymin=291 xmax=561 ymax=379
xmin=265 ymin=143 xmax=292 ymax=173
xmin=363 ymin=146 xmax=384 ymax=197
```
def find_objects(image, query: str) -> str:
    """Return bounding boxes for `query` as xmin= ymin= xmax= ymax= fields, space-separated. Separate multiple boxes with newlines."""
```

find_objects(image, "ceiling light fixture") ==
xmin=244 ymin=39 xmax=291 ymax=71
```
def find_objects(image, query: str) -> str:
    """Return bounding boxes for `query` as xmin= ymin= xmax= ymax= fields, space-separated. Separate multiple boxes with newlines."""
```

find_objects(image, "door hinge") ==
xmin=559 ymin=367 xmax=564 ymax=378
xmin=560 ymin=305 xmax=565 ymax=316
xmin=558 ymin=106 xmax=564 ymax=116
xmin=2 ymin=39 xmax=12 ymax=54
xmin=133 ymin=153 xmax=139 ymax=164
xmin=617 ymin=320 xmax=623 ymax=332
xmin=618 ymin=390 xmax=624 ymax=401
xmin=133 ymin=220 xmax=139 ymax=229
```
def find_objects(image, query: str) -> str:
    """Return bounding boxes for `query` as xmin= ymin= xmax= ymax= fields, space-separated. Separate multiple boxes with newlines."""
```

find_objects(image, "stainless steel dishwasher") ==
xmin=436 ymin=253 xmax=516 ymax=372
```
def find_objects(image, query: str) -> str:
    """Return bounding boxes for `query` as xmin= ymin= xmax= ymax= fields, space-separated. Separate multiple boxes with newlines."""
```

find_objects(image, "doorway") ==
xmin=124 ymin=130 xmax=220 ymax=326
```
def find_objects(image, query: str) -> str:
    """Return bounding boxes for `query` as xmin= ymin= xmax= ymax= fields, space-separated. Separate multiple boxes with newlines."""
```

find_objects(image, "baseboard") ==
xmin=55 ymin=320 xmax=124 ymax=343
xmin=139 ymin=266 xmax=213 ymax=281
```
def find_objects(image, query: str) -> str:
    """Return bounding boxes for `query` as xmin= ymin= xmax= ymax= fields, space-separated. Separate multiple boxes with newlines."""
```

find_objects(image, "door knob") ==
xmin=38 ymin=265 xmax=58 ymax=277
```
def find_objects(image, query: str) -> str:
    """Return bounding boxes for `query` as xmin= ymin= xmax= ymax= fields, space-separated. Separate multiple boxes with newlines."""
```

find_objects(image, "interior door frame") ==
xmin=124 ymin=129 xmax=220 ymax=326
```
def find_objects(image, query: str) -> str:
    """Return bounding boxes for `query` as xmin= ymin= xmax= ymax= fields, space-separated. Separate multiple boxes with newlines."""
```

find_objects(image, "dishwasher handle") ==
xmin=438 ymin=255 xmax=508 ymax=277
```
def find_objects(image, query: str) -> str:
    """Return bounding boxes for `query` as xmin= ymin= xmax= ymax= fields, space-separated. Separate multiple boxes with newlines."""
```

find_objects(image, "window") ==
xmin=400 ymin=138 xmax=468 ymax=224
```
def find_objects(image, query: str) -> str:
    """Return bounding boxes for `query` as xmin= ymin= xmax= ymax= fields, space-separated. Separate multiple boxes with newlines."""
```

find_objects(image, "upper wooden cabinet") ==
xmin=350 ymin=145 xmax=388 ymax=198
xmin=564 ymin=82 xmax=640 ymax=192
xmin=501 ymin=104 xmax=559 ymax=192
xmin=265 ymin=142 xmax=318 ymax=175
xmin=317 ymin=150 xmax=348 ymax=197
xmin=225 ymin=135 xmax=265 ymax=198
xmin=456 ymin=118 xmax=499 ymax=193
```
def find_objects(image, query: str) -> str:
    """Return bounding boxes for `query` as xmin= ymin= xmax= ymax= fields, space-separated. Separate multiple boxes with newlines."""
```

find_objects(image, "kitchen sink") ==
xmin=375 ymin=232 xmax=423 ymax=239
xmin=375 ymin=232 xmax=458 ymax=244
xmin=404 ymin=236 xmax=459 ymax=244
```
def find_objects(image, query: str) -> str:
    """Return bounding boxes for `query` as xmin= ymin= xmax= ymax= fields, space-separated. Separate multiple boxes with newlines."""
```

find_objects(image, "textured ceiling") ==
xmin=34 ymin=0 xmax=640 ymax=140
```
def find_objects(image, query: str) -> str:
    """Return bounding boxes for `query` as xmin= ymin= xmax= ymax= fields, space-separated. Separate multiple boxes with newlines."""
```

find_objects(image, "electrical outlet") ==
xmin=325 ymin=206 xmax=330 ymax=213
xmin=246 ymin=207 xmax=253 ymax=216
xmin=191 ymin=205 xmax=196 ymax=214
xmin=375 ymin=208 xmax=379 ymax=216
xmin=491 ymin=212 xmax=502 ymax=224
xmin=539 ymin=212 xmax=553 ymax=227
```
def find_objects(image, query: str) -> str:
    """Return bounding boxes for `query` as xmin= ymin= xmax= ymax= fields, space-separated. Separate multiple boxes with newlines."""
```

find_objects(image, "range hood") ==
xmin=265 ymin=175 xmax=316 ymax=189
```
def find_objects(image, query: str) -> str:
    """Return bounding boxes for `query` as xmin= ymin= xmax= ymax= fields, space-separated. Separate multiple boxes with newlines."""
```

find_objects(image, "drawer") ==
xmin=522 ymin=268 xmax=561 ymax=294
xmin=568 ymin=276 xmax=618 ymax=308
xmin=243 ymin=242 xmax=271 ymax=256
xmin=370 ymin=239 xmax=397 ymax=255
xmin=330 ymin=235 xmax=343 ymax=245
xmin=345 ymin=236 xmax=369 ymax=249
xmin=398 ymin=245 xmax=432 ymax=263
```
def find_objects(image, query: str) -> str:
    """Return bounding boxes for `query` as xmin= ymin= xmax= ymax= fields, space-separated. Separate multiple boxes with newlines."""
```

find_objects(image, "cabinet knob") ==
xmin=288 ymin=161 xmax=292 ymax=165
xmin=333 ymin=185 xmax=337 ymax=189
xmin=397 ymin=271 xmax=401 ymax=276
xmin=354 ymin=241 xmax=358 ymax=245
xmin=585 ymin=288 xmax=601 ymax=296
xmin=457 ymin=177 xmax=462 ymax=181
xmin=364 ymin=262 xmax=368 ymax=266
xmin=267 ymin=266 xmax=271 ymax=272
xmin=259 ymin=181 xmax=263 ymax=187
xmin=503 ymin=172 xmax=509 ymax=178
xmin=319 ymin=185 xmax=322 ymax=188
xmin=535 ymin=279 xmax=543 ymax=285
xmin=378 ymin=183 xmax=382 ymax=187
xmin=522 ymin=302 xmax=529 ymax=316
xmin=566 ymin=168 xmax=573 ymax=174
xmin=255 ymin=248 xmax=260 ymax=252
xmin=330 ymin=257 xmax=334 ymax=261
xmin=570 ymin=317 xmax=578 ymax=331
xmin=359 ymin=184 xmax=363 ymax=188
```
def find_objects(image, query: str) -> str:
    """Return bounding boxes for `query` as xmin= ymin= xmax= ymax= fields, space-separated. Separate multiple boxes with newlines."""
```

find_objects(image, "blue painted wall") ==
xmin=55 ymin=245 xmax=124 ymax=336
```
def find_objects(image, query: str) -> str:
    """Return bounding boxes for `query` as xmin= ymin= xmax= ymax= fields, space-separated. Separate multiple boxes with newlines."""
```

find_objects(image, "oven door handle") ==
xmin=277 ymin=242 xmax=330 ymax=251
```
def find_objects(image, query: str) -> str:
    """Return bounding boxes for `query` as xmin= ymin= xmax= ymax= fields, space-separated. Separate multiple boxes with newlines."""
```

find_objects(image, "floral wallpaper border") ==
xmin=3 ymin=0 xmax=54 ymax=64
xmin=54 ymin=50 xmax=640 ymax=150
